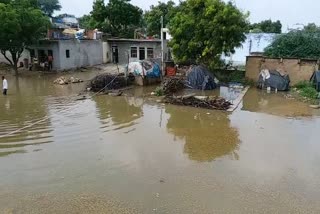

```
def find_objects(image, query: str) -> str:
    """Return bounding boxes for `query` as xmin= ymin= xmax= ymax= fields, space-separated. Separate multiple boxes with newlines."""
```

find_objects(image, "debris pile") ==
xmin=89 ymin=73 xmax=127 ymax=92
xmin=164 ymin=94 xmax=232 ymax=110
xmin=54 ymin=76 xmax=83 ymax=85
xmin=161 ymin=77 xmax=185 ymax=95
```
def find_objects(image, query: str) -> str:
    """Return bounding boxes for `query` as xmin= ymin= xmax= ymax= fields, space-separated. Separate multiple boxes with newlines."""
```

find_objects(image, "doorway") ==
xmin=139 ymin=47 xmax=145 ymax=60
xmin=112 ymin=46 xmax=119 ymax=64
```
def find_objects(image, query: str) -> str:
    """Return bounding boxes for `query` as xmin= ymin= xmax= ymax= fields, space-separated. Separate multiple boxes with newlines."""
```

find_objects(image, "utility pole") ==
xmin=161 ymin=15 xmax=164 ymax=78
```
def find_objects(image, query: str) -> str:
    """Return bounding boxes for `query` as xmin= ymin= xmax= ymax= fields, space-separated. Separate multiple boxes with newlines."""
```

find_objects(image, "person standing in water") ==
xmin=48 ymin=54 xmax=53 ymax=71
xmin=2 ymin=76 xmax=8 ymax=95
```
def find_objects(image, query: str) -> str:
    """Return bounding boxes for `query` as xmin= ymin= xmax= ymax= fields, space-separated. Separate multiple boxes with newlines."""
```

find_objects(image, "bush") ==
xmin=294 ymin=81 xmax=319 ymax=100
xmin=155 ymin=87 xmax=164 ymax=96
xmin=264 ymin=30 xmax=320 ymax=59
xmin=299 ymin=87 xmax=319 ymax=99
xmin=294 ymin=81 xmax=313 ymax=89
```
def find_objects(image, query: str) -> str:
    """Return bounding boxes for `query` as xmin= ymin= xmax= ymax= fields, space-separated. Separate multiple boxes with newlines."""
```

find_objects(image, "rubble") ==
xmin=164 ymin=94 xmax=232 ymax=111
xmin=53 ymin=76 xmax=83 ymax=85
xmin=161 ymin=77 xmax=186 ymax=95
xmin=88 ymin=73 xmax=128 ymax=92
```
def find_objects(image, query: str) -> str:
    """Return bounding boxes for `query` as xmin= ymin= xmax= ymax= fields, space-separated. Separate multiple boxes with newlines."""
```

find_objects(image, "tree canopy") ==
xmin=264 ymin=27 xmax=320 ymax=59
xmin=83 ymin=0 xmax=143 ymax=38
xmin=303 ymin=23 xmax=320 ymax=33
xmin=38 ymin=0 xmax=62 ymax=17
xmin=144 ymin=1 xmax=176 ymax=37
xmin=169 ymin=0 xmax=249 ymax=68
xmin=0 ymin=0 xmax=50 ymax=74
xmin=250 ymin=19 xmax=282 ymax=34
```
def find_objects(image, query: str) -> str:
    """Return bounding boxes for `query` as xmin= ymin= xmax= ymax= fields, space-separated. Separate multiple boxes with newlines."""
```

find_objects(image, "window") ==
xmin=66 ymin=50 xmax=70 ymax=58
xmin=130 ymin=47 xmax=137 ymax=58
xmin=147 ymin=48 xmax=154 ymax=59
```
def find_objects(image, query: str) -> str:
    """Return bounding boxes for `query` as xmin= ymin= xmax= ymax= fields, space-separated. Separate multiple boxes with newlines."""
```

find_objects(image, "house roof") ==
xmin=107 ymin=38 xmax=161 ymax=43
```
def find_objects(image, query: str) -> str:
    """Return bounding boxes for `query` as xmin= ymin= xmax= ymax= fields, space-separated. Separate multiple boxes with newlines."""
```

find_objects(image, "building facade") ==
xmin=29 ymin=39 xmax=103 ymax=70
xmin=105 ymin=39 xmax=169 ymax=65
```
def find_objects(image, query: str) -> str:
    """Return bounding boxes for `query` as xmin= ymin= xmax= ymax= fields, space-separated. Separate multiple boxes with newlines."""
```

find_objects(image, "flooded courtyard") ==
xmin=1 ymin=70 xmax=320 ymax=213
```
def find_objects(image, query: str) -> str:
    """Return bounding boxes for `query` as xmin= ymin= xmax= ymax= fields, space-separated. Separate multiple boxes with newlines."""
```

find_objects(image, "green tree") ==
xmin=264 ymin=28 xmax=320 ymax=59
xmin=169 ymin=0 xmax=249 ymax=68
xmin=250 ymin=20 xmax=282 ymax=33
xmin=144 ymin=1 xmax=176 ymax=37
xmin=87 ymin=0 xmax=143 ymax=38
xmin=38 ymin=0 xmax=62 ymax=17
xmin=78 ymin=15 xmax=98 ymax=30
xmin=0 ymin=1 xmax=50 ymax=75
xmin=303 ymin=23 xmax=320 ymax=33
xmin=106 ymin=0 xmax=143 ymax=38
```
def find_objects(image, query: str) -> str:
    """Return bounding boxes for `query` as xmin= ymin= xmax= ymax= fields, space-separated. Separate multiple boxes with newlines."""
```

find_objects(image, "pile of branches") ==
xmin=162 ymin=77 xmax=186 ymax=95
xmin=89 ymin=73 xmax=127 ymax=92
xmin=164 ymin=95 xmax=232 ymax=110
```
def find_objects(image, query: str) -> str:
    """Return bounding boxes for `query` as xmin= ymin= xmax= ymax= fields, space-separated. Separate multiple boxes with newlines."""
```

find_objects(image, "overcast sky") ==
xmin=59 ymin=0 xmax=319 ymax=31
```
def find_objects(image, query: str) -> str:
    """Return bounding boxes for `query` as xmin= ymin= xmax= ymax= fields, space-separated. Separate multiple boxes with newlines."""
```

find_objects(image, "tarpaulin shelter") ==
xmin=310 ymin=71 xmax=320 ymax=92
xmin=128 ymin=60 xmax=161 ymax=78
xmin=186 ymin=66 xmax=217 ymax=90
xmin=258 ymin=69 xmax=290 ymax=91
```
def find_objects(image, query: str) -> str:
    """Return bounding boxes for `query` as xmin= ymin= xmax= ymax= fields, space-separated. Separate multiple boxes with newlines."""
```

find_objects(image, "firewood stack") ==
xmin=164 ymin=95 xmax=232 ymax=110
xmin=89 ymin=74 xmax=127 ymax=92
xmin=161 ymin=77 xmax=186 ymax=95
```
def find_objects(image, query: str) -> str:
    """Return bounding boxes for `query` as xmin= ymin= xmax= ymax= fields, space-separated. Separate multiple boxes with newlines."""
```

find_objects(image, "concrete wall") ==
xmin=107 ymin=40 xmax=166 ymax=65
xmin=0 ymin=49 xmax=31 ymax=66
xmin=57 ymin=40 xmax=103 ymax=70
xmin=246 ymin=56 xmax=318 ymax=85
xmin=102 ymin=42 xmax=110 ymax=63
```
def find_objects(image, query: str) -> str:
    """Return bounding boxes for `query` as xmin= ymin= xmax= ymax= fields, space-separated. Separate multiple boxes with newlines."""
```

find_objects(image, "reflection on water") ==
xmin=219 ymin=86 xmax=242 ymax=101
xmin=1 ymin=71 xmax=320 ymax=213
xmin=242 ymin=88 xmax=318 ymax=117
xmin=0 ymin=78 xmax=52 ymax=157
xmin=166 ymin=105 xmax=240 ymax=162
xmin=0 ymin=71 xmax=100 ymax=157
xmin=94 ymin=96 xmax=143 ymax=132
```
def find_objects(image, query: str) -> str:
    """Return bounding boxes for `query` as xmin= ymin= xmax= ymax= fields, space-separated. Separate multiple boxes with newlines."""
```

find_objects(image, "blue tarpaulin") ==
xmin=128 ymin=60 xmax=161 ymax=78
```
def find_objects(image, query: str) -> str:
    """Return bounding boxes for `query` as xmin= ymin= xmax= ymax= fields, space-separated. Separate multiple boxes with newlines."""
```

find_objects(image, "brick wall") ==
xmin=245 ymin=56 xmax=319 ymax=85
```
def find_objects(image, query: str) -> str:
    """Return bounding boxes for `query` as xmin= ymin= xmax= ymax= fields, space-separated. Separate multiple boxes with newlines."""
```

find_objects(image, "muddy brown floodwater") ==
xmin=1 ymin=69 xmax=320 ymax=213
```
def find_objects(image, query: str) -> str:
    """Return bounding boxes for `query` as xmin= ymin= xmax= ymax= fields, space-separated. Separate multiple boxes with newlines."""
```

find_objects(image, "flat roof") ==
xmin=107 ymin=38 xmax=161 ymax=43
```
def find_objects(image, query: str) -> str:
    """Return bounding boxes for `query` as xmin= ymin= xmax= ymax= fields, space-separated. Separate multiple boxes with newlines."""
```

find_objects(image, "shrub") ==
xmin=294 ymin=81 xmax=319 ymax=100
xmin=155 ymin=87 xmax=164 ymax=96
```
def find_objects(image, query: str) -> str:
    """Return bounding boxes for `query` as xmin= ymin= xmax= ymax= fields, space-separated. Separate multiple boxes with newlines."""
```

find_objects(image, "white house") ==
xmin=223 ymin=33 xmax=278 ymax=66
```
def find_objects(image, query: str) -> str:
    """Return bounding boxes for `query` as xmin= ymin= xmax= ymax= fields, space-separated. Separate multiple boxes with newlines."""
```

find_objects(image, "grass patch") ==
xmin=293 ymin=81 xmax=319 ymax=100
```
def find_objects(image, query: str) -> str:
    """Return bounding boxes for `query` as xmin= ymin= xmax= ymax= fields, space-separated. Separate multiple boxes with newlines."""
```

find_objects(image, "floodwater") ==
xmin=1 ymin=70 xmax=320 ymax=213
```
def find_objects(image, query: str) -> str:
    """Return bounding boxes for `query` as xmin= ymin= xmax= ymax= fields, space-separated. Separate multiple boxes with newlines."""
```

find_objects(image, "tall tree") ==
xmin=38 ymin=0 xmax=62 ymax=17
xmin=250 ymin=20 xmax=282 ymax=34
xmin=169 ymin=0 xmax=249 ymax=68
xmin=106 ymin=0 xmax=143 ymax=38
xmin=144 ymin=1 xmax=176 ymax=37
xmin=87 ymin=0 xmax=143 ymax=38
xmin=0 ymin=1 xmax=50 ymax=75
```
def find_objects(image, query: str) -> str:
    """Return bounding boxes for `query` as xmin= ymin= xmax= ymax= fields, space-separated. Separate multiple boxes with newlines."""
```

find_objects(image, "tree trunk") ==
xmin=13 ymin=61 xmax=18 ymax=76
xmin=10 ymin=50 xmax=20 ymax=76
